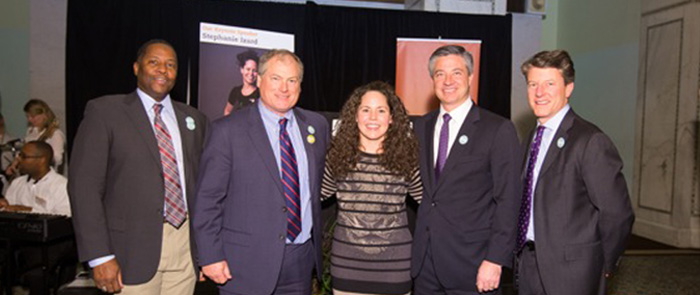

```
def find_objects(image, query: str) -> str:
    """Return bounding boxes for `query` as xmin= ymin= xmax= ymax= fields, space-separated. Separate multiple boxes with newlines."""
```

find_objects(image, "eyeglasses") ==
xmin=18 ymin=152 xmax=42 ymax=159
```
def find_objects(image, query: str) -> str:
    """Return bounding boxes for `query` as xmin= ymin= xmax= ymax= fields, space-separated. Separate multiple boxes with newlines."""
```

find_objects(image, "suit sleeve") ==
xmin=192 ymin=120 xmax=233 ymax=266
xmin=581 ymin=133 xmax=634 ymax=273
xmin=485 ymin=120 xmax=522 ymax=268
xmin=68 ymin=101 xmax=113 ymax=262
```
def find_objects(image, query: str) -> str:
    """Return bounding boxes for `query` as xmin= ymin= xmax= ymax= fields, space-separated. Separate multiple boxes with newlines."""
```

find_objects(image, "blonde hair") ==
xmin=24 ymin=99 xmax=60 ymax=141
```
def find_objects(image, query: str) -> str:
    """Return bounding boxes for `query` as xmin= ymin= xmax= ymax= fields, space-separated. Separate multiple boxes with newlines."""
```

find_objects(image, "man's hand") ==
xmin=202 ymin=260 xmax=232 ymax=284
xmin=0 ymin=198 xmax=9 ymax=209
xmin=476 ymin=260 xmax=502 ymax=293
xmin=93 ymin=258 xmax=123 ymax=293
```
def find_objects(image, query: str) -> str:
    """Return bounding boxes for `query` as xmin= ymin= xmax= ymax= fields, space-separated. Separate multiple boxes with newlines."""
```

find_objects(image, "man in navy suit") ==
xmin=515 ymin=50 xmax=634 ymax=295
xmin=193 ymin=49 xmax=329 ymax=295
xmin=411 ymin=45 xmax=521 ymax=294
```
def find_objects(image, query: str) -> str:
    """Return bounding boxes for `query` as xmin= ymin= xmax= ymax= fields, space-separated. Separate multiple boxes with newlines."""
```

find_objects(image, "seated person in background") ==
xmin=0 ymin=140 xmax=70 ymax=216
xmin=0 ymin=140 xmax=74 ymax=295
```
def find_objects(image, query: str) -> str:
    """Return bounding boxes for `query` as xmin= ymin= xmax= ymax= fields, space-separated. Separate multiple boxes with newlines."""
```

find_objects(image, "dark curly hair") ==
xmin=327 ymin=81 xmax=418 ymax=180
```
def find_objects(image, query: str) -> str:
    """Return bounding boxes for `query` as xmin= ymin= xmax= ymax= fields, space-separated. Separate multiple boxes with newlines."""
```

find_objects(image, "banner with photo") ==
xmin=396 ymin=38 xmax=481 ymax=116
xmin=198 ymin=22 xmax=294 ymax=120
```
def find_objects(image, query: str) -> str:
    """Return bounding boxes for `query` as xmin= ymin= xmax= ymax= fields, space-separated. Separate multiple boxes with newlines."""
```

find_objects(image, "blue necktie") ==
xmin=517 ymin=126 xmax=546 ymax=250
xmin=279 ymin=118 xmax=301 ymax=241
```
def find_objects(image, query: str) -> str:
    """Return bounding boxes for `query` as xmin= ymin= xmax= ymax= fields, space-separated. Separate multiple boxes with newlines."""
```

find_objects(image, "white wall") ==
xmin=539 ymin=0 xmax=641 ymax=187
xmin=0 ymin=0 xmax=30 ymax=137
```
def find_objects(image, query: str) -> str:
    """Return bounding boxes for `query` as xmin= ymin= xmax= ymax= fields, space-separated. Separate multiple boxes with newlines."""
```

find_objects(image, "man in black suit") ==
xmin=411 ymin=45 xmax=521 ymax=294
xmin=515 ymin=50 xmax=634 ymax=295
xmin=69 ymin=39 xmax=207 ymax=294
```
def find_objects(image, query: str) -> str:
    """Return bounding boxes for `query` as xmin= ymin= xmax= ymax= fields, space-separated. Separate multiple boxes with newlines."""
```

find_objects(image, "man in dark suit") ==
xmin=411 ymin=45 xmax=521 ymax=294
xmin=193 ymin=49 xmax=329 ymax=295
xmin=69 ymin=39 xmax=208 ymax=294
xmin=515 ymin=50 xmax=634 ymax=295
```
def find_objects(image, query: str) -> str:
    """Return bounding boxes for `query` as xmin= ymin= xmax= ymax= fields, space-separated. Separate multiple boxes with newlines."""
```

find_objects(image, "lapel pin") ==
xmin=186 ymin=116 xmax=196 ymax=131
xmin=307 ymin=125 xmax=315 ymax=135
xmin=459 ymin=135 xmax=468 ymax=145
xmin=307 ymin=134 xmax=316 ymax=144
xmin=557 ymin=137 xmax=565 ymax=148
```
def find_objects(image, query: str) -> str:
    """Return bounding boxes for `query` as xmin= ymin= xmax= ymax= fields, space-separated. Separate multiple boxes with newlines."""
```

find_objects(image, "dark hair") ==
xmin=326 ymin=81 xmax=418 ymax=180
xmin=521 ymin=50 xmax=575 ymax=84
xmin=135 ymin=39 xmax=177 ymax=63
xmin=258 ymin=49 xmax=304 ymax=81
xmin=26 ymin=140 xmax=54 ymax=166
xmin=24 ymin=99 xmax=59 ymax=140
xmin=237 ymin=49 xmax=259 ymax=68
xmin=428 ymin=45 xmax=474 ymax=76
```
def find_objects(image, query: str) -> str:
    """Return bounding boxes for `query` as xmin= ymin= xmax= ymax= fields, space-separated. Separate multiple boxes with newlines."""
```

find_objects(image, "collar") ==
xmin=257 ymin=99 xmax=296 ymax=127
xmin=28 ymin=168 xmax=54 ymax=184
xmin=538 ymin=104 xmax=571 ymax=131
xmin=136 ymin=88 xmax=174 ymax=115
xmin=438 ymin=97 xmax=473 ymax=124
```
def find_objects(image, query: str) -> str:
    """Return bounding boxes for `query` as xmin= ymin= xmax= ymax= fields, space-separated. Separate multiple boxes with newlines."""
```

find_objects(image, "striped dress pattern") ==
xmin=321 ymin=152 xmax=422 ymax=294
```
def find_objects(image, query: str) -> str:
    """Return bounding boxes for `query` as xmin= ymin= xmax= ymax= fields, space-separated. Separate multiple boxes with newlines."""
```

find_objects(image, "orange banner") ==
xmin=396 ymin=39 xmax=481 ymax=116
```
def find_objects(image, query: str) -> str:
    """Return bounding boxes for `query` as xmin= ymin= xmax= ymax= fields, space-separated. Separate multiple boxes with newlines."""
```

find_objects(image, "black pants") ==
xmin=515 ymin=242 xmax=546 ymax=295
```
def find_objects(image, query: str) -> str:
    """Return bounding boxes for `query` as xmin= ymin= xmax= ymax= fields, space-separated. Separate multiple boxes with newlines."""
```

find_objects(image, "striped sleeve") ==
xmin=408 ymin=167 xmax=423 ymax=204
xmin=321 ymin=164 xmax=338 ymax=201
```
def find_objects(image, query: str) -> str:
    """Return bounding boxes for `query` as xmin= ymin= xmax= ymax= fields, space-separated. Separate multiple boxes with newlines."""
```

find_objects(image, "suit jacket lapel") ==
xmin=521 ymin=128 xmax=536 ymax=180
xmin=173 ymin=104 xmax=195 ymax=198
xmin=422 ymin=111 xmax=438 ymax=193
xmin=247 ymin=106 xmax=284 ymax=194
xmin=538 ymin=110 xmax=574 ymax=178
xmin=435 ymin=105 xmax=480 ymax=192
xmin=124 ymin=92 xmax=161 ymax=168
xmin=294 ymin=109 xmax=318 ymax=198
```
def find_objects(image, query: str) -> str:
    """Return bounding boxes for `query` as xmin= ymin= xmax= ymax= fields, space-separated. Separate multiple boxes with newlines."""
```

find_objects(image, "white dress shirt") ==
xmin=4 ymin=168 xmax=71 ymax=216
xmin=433 ymin=98 xmax=474 ymax=165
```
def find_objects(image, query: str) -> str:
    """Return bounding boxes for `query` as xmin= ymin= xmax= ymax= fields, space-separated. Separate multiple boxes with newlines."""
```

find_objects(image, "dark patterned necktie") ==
xmin=279 ymin=118 xmax=301 ymax=241
xmin=517 ymin=126 xmax=546 ymax=249
xmin=435 ymin=113 xmax=452 ymax=181
xmin=153 ymin=104 xmax=186 ymax=228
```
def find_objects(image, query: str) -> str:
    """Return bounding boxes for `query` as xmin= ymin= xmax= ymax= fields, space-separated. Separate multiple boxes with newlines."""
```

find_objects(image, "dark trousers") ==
xmin=222 ymin=241 xmax=314 ymax=295
xmin=414 ymin=243 xmax=498 ymax=295
xmin=515 ymin=242 xmax=546 ymax=295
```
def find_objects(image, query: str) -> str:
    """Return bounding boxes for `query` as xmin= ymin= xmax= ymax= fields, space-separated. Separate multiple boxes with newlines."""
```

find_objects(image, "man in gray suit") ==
xmin=69 ymin=39 xmax=208 ymax=294
xmin=411 ymin=45 xmax=521 ymax=294
xmin=193 ymin=49 xmax=329 ymax=295
xmin=515 ymin=50 xmax=634 ymax=295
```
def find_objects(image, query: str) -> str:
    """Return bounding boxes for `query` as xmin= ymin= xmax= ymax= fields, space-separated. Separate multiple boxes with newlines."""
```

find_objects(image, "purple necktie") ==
xmin=153 ymin=104 xmax=186 ymax=228
xmin=279 ymin=118 xmax=301 ymax=241
xmin=435 ymin=113 xmax=451 ymax=181
xmin=517 ymin=125 xmax=546 ymax=250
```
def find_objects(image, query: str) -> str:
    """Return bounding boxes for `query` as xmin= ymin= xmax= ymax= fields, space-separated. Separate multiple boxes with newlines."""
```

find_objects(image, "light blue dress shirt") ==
xmin=526 ymin=104 xmax=570 ymax=242
xmin=258 ymin=100 xmax=312 ymax=244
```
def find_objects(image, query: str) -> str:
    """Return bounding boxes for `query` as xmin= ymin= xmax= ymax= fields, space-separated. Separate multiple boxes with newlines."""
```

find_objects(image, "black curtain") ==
xmin=67 ymin=0 xmax=512 ymax=147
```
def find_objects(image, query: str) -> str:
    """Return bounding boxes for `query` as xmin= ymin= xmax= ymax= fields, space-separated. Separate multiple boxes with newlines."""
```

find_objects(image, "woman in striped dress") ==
xmin=322 ymin=81 xmax=422 ymax=295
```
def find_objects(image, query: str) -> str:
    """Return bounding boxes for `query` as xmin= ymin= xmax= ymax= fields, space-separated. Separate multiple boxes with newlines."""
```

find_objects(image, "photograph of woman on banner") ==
xmin=321 ymin=81 xmax=422 ymax=295
xmin=224 ymin=49 xmax=260 ymax=115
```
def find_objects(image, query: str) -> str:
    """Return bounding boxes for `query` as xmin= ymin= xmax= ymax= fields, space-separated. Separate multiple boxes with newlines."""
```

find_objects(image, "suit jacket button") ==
xmin=431 ymin=202 xmax=437 ymax=207
xmin=282 ymin=207 xmax=288 ymax=213
xmin=279 ymin=234 xmax=285 ymax=240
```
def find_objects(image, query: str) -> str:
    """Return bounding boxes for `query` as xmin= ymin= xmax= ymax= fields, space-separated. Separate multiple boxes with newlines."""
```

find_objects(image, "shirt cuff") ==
xmin=88 ymin=255 xmax=115 ymax=268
